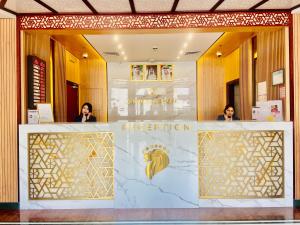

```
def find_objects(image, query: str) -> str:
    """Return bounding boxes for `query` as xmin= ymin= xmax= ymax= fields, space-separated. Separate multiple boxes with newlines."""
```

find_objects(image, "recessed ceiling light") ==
xmin=179 ymin=50 xmax=184 ymax=55
xmin=188 ymin=33 xmax=193 ymax=40
xmin=183 ymin=42 xmax=188 ymax=48
xmin=113 ymin=35 xmax=119 ymax=42
xmin=176 ymin=56 xmax=180 ymax=60
xmin=118 ymin=44 xmax=122 ymax=49
xmin=82 ymin=53 xmax=88 ymax=59
xmin=121 ymin=51 xmax=125 ymax=55
xmin=124 ymin=56 xmax=128 ymax=60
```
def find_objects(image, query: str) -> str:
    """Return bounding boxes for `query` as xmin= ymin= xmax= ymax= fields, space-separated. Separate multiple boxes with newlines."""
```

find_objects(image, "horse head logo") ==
xmin=144 ymin=145 xmax=169 ymax=180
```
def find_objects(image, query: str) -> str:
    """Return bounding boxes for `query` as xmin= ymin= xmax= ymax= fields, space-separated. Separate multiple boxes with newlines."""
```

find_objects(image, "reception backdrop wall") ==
xmin=107 ymin=62 xmax=196 ymax=121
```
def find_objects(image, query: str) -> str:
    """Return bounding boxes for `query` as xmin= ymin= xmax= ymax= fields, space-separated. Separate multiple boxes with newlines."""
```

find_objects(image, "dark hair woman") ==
xmin=74 ymin=102 xmax=96 ymax=122
xmin=217 ymin=104 xmax=240 ymax=121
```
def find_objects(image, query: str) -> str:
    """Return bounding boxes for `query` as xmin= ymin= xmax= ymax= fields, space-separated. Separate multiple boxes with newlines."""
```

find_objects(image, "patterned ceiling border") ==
xmin=18 ymin=12 xmax=291 ymax=30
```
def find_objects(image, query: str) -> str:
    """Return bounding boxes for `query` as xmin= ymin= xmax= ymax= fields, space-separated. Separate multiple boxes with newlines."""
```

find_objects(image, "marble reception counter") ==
xmin=19 ymin=121 xmax=293 ymax=209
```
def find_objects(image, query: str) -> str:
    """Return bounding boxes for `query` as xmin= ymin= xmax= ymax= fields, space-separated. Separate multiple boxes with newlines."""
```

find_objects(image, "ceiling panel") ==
xmin=0 ymin=9 xmax=16 ymax=18
xmin=257 ymin=0 xmax=300 ymax=9
xmin=84 ymin=32 xmax=223 ymax=62
xmin=41 ymin=0 xmax=91 ymax=13
xmin=292 ymin=7 xmax=300 ymax=13
xmin=217 ymin=0 xmax=262 ymax=11
xmin=176 ymin=0 xmax=219 ymax=12
xmin=134 ymin=0 xmax=174 ymax=13
xmin=89 ymin=0 xmax=131 ymax=13
xmin=5 ymin=0 xmax=51 ymax=13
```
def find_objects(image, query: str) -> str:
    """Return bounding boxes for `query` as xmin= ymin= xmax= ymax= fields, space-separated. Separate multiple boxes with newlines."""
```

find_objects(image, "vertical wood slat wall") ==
xmin=21 ymin=32 xmax=51 ymax=123
xmin=197 ymin=56 xmax=225 ymax=120
xmin=0 ymin=19 xmax=18 ymax=202
xmin=80 ymin=58 xmax=107 ymax=122
xmin=294 ymin=14 xmax=300 ymax=199
xmin=256 ymin=29 xmax=285 ymax=101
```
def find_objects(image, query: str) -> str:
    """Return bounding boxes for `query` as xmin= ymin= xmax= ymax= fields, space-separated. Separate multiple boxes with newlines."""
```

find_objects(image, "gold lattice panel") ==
xmin=28 ymin=132 xmax=114 ymax=200
xmin=198 ymin=131 xmax=284 ymax=199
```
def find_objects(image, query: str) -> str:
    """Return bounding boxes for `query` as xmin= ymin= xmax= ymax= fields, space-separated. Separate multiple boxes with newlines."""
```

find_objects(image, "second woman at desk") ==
xmin=75 ymin=102 xmax=97 ymax=122
xmin=217 ymin=104 xmax=240 ymax=121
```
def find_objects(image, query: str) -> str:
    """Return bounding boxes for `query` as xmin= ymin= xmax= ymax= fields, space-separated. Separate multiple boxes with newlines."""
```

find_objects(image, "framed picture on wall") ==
xmin=145 ymin=65 xmax=158 ymax=80
xmin=160 ymin=64 xmax=173 ymax=81
xmin=272 ymin=69 xmax=284 ymax=85
xmin=130 ymin=65 xmax=144 ymax=81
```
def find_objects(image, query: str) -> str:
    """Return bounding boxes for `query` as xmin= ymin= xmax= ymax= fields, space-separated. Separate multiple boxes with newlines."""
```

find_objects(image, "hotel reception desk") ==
xmin=19 ymin=121 xmax=293 ymax=209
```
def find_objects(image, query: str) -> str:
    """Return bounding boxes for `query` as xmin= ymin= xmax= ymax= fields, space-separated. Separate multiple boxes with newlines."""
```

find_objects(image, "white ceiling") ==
xmin=176 ymin=0 xmax=219 ymax=12
xmin=3 ymin=0 xmax=300 ymax=14
xmin=135 ymin=0 xmax=174 ymax=13
xmin=257 ymin=0 xmax=300 ymax=9
xmin=85 ymin=32 xmax=223 ymax=62
xmin=0 ymin=9 xmax=16 ymax=18
xmin=217 ymin=0 xmax=262 ymax=11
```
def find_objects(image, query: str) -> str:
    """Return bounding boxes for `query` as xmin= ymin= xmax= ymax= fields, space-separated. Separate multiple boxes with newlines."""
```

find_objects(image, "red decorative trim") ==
xmin=18 ymin=12 xmax=291 ymax=30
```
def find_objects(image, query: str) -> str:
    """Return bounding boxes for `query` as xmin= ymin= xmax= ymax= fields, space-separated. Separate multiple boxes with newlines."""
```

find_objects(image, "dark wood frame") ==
xmin=226 ymin=78 xmax=239 ymax=107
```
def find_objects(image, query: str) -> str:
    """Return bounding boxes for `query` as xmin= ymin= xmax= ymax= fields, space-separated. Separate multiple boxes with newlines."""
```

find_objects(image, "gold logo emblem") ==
xmin=143 ymin=145 xmax=169 ymax=180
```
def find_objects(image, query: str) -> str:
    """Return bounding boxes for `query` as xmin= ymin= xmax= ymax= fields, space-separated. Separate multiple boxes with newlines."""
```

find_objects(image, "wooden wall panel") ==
xmin=256 ymin=28 xmax=290 ymax=120
xmin=65 ymin=50 xmax=80 ymax=84
xmin=239 ymin=39 xmax=253 ymax=120
xmin=256 ymin=29 xmax=285 ymax=101
xmin=197 ymin=56 xmax=225 ymax=120
xmin=80 ymin=58 xmax=107 ymax=122
xmin=223 ymin=49 xmax=240 ymax=103
xmin=197 ymin=48 xmax=240 ymax=121
xmin=0 ymin=19 xmax=18 ymax=202
xmin=21 ymin=32 xmax=51 ymax=123
xmin=293 ymin=14 xmax=300 ymax=199
xmin=224 ymin=49 xmax=240 ymax=83
xmin=53 ymin=41 xmax=67 ymax=122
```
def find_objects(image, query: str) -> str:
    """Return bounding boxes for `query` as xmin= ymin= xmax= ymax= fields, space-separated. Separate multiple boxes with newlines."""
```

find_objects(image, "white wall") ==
xmin=108 ymin=61 xmax=196 ymax=121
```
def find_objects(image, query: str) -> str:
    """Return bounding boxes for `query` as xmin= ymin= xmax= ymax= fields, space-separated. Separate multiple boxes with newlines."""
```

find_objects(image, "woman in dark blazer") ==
xmin=217 ymin=104 xmax=240 ymax=121
xmin=74 ymin=102 xmax=96 ymax=122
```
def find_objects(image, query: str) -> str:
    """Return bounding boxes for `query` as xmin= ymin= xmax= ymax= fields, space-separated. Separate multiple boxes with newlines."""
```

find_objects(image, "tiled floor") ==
xmin=0 ymin=208 xmax=299 ymax=223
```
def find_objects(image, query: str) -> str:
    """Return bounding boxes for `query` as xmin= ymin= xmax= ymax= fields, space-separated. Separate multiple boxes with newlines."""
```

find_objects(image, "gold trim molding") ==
xmin=198 ymin=131 xmax=284 ymax=199
xmin=28 ymin=132 xmax=114 ymax=200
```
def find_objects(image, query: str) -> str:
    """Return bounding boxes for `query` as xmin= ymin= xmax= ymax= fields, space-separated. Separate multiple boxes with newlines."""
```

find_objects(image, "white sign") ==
xmin=272 ymin=69 xmax=284 ymax=85
xmin=257 ymin=81 xmax=267 ymax=102
xmin=37 ymin=103 xmax=54 ymax=123
xmin=255 ymin=100 xmax=283 ymax=121
xmin=28 ymin=110 xmax=39 ymax=124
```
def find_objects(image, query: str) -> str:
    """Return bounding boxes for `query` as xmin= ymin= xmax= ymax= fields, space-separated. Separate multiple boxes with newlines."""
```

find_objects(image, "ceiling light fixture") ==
xmin=179 ymin=50 xmax=184 ymax=55
xmin=124 ymin=56 xmax=128 ymax=60
xmin=176 ymin=56 xmax=180 ymax=60
xmin=118 ymin=44 xmax=122 ymax=49
xmin=183 ymin=42 xmax=188 ymax=48
xmin=113 ymin=35 xmax=119 ymax=42
xmin=216 ymin=45 xmax=223 ymax=58
xmin=82 ymin=53 xmax=88 ymax=59
xmin=121 ymin=51 xmax=125 ymax=55
xmin=188 ymin=33 xmax=193 ymax=40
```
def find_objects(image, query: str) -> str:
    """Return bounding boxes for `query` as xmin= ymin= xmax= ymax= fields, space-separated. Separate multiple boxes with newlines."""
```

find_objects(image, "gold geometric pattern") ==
xmin=18 ymin=12 xmax=290 ymax=30
xmin=198 ymin=131 xmax=284 ymax=199
xmin=28 ymin=132 xmax=114 ymax=200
